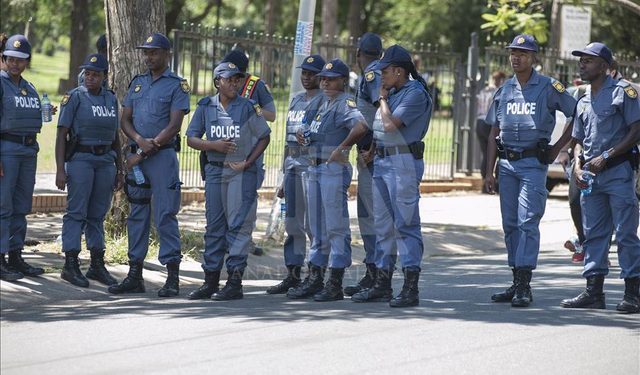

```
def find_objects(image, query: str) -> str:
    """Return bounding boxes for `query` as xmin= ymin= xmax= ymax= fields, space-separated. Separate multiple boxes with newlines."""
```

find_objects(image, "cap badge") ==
xmin=307 ymin=57 xmax=314 ymax=63
xmin=90 ymin=57 xmax=97 ymax=63
xmin=326 ymin=63 xmax=333 ymax=70
xmin=147 ymin=36 xmax=153 ymax=43
xmin=228 ymin=63 xmax=236 ymax=69
xmin=21 ymin=89 xmax=27 ymax=96
xmin=517 ymin=37 xmax=525 ymax=44
xmin=13 ymin=41 xmax=21 ymax=48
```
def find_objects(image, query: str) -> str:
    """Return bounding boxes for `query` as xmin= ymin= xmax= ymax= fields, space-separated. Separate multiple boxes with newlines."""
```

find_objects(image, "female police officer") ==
xmin=1 ymin=35 xmax=56 ymax=281
xmin=55 ymin=53 xmax=124 ymax=287
xmin=351 ymin=45 xmax=432 ymax=307
xmin=186 ymin=62 xmax=270 ymax=301
xmin=267 ymin=54 xmax=326 ymax=295
xmin=286 ymin=59 xmax=368 ymax=302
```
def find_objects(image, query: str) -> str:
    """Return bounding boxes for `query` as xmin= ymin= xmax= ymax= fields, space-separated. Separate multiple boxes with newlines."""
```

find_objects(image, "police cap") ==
xmin=297 ymin=54 xmax=325 ymax=72
xmin=136 ymin=33 xmax=171 ymax=50
xmin=505 ymin=34 xmax=539 ymax=53
xmin=214 ymin=62 xmax=246 ymax=79
xmin=96 ymin=34 xmax=107 ymax=50
xmin=79 ymin=53 xmax=108 ymax=72
xmin=218 ymin=50 xmax=249 ymax=72
xmin=316 ymin=59 xmax=350 ymax=78
xmin=357 ymin=33 xmax=382 ymax=56
xmin=4 ymin=35 xmax=31 ymax=59
xmin=572 ymin=42 xmax=613 ymax=65
xmin=372 ymin=44 xmax=411 ymax=70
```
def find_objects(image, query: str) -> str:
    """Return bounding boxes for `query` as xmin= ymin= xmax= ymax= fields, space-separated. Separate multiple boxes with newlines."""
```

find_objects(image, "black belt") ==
xmin=375 ymin=145 xmax=411 ymax=158
xmin=309 ymin=157 xmax=329 ymax=167
xmin=498 ymin=148 xmax=537 ymax=161
xmin=76 ymin=144 xmax=111 ymax=156
xmin=130 ymin=143 xmax=175 ymax=154
xmin=605 ymin=154 xmax=631 ymax=169
xmin=0 ymin=133 xmax=37 ymax=146
xmin=285 ymin=145 xmax=309 ymax=158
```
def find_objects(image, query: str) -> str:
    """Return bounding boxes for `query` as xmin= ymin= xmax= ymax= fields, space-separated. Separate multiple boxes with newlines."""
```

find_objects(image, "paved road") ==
xmin=1 ymin=189 xmax=638 ymax=374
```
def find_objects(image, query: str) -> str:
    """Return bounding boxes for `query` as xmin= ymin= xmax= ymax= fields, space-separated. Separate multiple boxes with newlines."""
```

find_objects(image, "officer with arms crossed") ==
xmin=344 ymin=33 xmax=382 ymax=297
xmin=55 ymin=53 xmax=124 ymax=288
xmin=186 ymin=62 xmax=270 ymax=301
xmin=108 ymin=33 xmax=190 ymax=297
xmin=267 ymin=54 xmax=326 ymax=295
xmin=1 ymin=35 xmax=57 ymax=281
xmin=560 ymin=43 xmax=640 ymax=313
xmin=351 ymin=45 xmax=432 ymax=307
xmin=287 ymin=59 xmax=368 ymax=301
xmin=484 ymin=35 xmax=577 ymax=307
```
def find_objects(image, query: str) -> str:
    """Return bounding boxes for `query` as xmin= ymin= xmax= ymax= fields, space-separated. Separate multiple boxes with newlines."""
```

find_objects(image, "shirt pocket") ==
xmin=150 ymin=94 xmax=172 ymax=118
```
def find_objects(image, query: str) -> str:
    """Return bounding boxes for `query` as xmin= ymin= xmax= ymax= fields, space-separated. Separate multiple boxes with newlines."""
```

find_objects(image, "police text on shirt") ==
xmin=506 ymin=102 xmax=536 ymax=115
xmin=14 ymin=96 xmax=40 ymax=109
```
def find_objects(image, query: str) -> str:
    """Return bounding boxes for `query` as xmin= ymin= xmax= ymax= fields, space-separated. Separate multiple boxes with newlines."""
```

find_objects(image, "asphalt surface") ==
xmin=1 ymin=188 xmax=638 ymax=375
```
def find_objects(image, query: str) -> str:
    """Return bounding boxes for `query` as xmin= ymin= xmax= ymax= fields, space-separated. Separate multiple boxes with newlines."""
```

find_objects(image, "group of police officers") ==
xmin=0 ymin=29 xmax=638 ymax=312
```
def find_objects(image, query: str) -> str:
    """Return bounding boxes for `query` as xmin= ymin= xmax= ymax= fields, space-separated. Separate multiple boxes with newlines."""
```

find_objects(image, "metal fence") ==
xmin=171 ymin=24 xmax=462 ymax=188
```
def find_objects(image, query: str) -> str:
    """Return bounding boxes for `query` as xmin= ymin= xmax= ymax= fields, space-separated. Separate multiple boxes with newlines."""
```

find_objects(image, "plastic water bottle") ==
xmin=41 ymin=93 xmax=52 ymax=122
xmin=280 ymin=198 xmax=286 ymax=220
xmin=133 ymin=165 xmax=146 ymax=185
xmin=301 ymin=118 xmax=311 ymax=146
xmin=581 ymin=165 xmax=595 ymax=195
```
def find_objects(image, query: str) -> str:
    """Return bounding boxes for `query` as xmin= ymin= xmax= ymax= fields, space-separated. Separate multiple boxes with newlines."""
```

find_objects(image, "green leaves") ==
xmin=481 ymin=0 xmax=549 ymax=43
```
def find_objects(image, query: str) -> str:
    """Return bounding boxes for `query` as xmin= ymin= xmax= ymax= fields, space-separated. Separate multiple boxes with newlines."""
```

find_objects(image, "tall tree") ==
xmin=348 ymin=0 xmax=364 ymax=40
xmin=321 ymin=0 xmax=338 ymax=57
xmin=103 ymin=0 xmax=166 ymax=233
xmin=64 ymin=0 xmax=90 ymax=93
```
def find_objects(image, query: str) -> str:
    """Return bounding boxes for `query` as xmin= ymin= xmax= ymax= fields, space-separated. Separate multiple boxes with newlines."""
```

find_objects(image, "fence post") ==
xmin=463 ymin=32 xmax=480 ymax=176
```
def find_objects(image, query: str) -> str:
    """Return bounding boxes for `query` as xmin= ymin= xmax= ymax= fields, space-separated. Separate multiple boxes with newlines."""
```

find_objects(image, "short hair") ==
xmin=0 ymin=33 xmax=8 ymax=53
xmin=492 ymin=70 xmax=506 ymax=81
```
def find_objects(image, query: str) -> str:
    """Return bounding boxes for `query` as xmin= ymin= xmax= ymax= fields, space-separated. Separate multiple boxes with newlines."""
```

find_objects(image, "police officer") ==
xmin=267 ymin=54 xmax=325 ymax=295
xmin=351 ymin=45 xmax=432 ymax=307
xmin=483 ymin=35 xmax=576 ymax=307
xmin=286 ymin=59 xmax=368 ymax=301
xmin=108 ymin=33 xmax=190 ymax=297
xmin=78 ymin=34 xmax=108 ymax=88
xmin=561 ymin=43 xmax=640 ymax=313
xmin=0 ymin=35 xmax=54 ymax=281
xmin=344 ymin=33 xmax=382 ymax=297
xmin=185 ymin=62 xmax=270 ymax=301
xmin=55 ymin=53 xmax=124 ymax=287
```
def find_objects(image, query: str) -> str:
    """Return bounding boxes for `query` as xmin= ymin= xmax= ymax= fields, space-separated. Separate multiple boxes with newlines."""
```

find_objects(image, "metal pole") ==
xmin=465 ymin=32 xmax=480 ymax=176
xmin=288 ymin=0 xmax=317 ymax=105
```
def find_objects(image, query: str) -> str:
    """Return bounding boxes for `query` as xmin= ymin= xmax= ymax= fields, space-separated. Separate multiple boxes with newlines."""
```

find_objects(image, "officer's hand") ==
xmin=556 ymin=151 xmax=570 ymax=167
xmin=327 ymin=148 xmax=347 ymax=166
xmin=379 ymin=87 xmax=389 ymax=100
xmin=137 ymin=138 xmax=158 ymax=155
xmin=483 ymin=175 xmax=496 ymax=195
xmin=277 ymin=184 xmax=285 ymax=199
xmin=359 ymin=148 xmax=375 ymax=166
xmin=575 ymin=171 xmax=591 ymax=190
xmin=228 ymin=161 xmax=247 ymax=172
xmin=125 ymin=154 xmax=143 ymax=170
xmin=212 ymin=138 xmax=237 ymax=154
xmin=585 ymin=156 xmax=606 ymax=174
xmin=114 ymin=174 xmax=125 ymax=192
xmin=55 ymin=169 xmax=67 ymax=191
xmin=51 ymin=105 xmax=59 ymax=116
xmin=0 ymin=161 xmax=3 ymax=177
xmin=296 ymin=130 xmax=307 ymax=146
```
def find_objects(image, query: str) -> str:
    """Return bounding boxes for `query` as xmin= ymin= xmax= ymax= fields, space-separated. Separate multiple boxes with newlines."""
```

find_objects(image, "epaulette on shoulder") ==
xmin=127 ymin=74 xmax=143 ymax=89
xmin=198 ymin=97 xmax=212 ymax=106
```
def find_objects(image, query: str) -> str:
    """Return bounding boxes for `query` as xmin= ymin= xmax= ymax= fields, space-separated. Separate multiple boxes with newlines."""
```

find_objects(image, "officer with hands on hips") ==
xmin=351 ymin=44 xmax=432 ymax=307
xmin=108 ymin=33 xmax=190 ymax=297
xmin=267 ymin=54 xmax=326 ymax=295
xmin=484 ymin=35 xmax=577 ymax=307
xmin=560 ymin=42 xmax=640 ymax=313
xmin=343 ymin=33 xmax=382 ymax=297
xmin=185 ymin=62 xmax=271 ymax=301
xmin=55 ymin=53 xmax=124 ymax=288
xmin=286 ymin=59 xmax=369 ymax=301
xmin=1 ymin=35 xmax=57 ymax=281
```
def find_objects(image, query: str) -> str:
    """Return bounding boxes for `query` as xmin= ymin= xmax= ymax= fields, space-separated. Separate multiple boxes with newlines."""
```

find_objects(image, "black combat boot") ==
xmin=491 ymin=268 xmax=517 ymax=302
xmin=314 ymin=268 xmax=345 ymax=301
xmin=616 ymin=276 xmax=640 ymax=313
xmin=212 ymin=269 xmax=244 ymax=301
xmin=266 ymin=265 xmax=302 ymax=294
xmin=286 ymin=264 xmax=325 ymax=299
xmin=389 ymin=269 xmax=420 ymax=307
xmin=8 ymin=249 xmax=44 ymax=276
xmin=560 ymin=275 xmax=606 ymax=309
xmin=511 ymin=268 xmax=533 ymax=307
xmin=85 ymin=250 xmax=117 ymax=286
xmin=158 ymin=260 xmax=180 ymax=297
xmin=352 ymin=268 xmax=393 ymax=303
xmin=60 ymin=250 xmax=90 ymax=287
xmin=187 ymin=270 xmax=221 ymax=300
xmin=108 ymin=262 xmax=145 ymax=294
xmin=344 ymin=263 xmax=376 ymax=296
xmin=0 ymin=253 xmax=23 ymax=281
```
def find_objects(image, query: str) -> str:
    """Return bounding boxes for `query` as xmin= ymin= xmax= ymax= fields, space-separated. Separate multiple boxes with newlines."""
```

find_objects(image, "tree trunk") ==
xmin=103 ymin=0 xmax=166 ymax=234
xmin=60 ymin=0 xmax=89 ymax=94
xmin=321 ymin=0 xmax=338 ymax=58
xmin=260 ymin=0 xmax=279 ymax=83
xmin=348 ymin=0 xmax=364 ymax=41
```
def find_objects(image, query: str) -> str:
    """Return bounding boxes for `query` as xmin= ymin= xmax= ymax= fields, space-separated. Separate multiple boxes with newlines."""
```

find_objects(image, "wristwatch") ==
xmin=117 ymin=170 xmax=126 ymax=176
xmin=136 ymin=148 xmax=148 ymax=160
xmin=602 ymin=151 xmax=610 ymax=160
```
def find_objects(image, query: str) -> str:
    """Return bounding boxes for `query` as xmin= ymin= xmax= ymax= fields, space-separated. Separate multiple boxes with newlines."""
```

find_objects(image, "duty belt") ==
xmin=498 ymin=148 xmax=537 ymax=161
xmin=76 ymin=144 xmax=111 ymax=156
xmin=0 ymin=133 xmax=37 ymax=146
xmin=130 ymin=143 xmax=175 ymax=154
xmin=309 ymin=157 xmax=329 ymax=167
xmin=375 ymin=145 xmax=411 ymax=158
xmin=285 ymin=145 xmax=309 ymax=158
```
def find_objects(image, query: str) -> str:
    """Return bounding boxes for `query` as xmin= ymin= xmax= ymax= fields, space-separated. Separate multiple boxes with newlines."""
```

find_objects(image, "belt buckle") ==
xmin=508 ymin=151 xmax=516 ymax=160
xmin=25 ymin=136 xmax=35 ymax=146
xmin=94 ymin=146 xmax=108 ymax=156
xmin=375 ymin=148 xmax=384 ymax=158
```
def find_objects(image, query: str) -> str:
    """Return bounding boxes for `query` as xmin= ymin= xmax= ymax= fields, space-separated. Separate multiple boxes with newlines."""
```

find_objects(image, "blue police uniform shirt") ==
xmin=356 ymin=60 xmax=381 ymax=150
xmin=372 ymin=80 xmax=432 ymax=147
xmin=486 ymin=69 xmax=576 ymax=151
xmin=285 ymin=90 xmax=325 ymax=146
xmin=308 ymin=92 xmax=365 ymax=159
xmin=244 ymin=77 xmax=276 ymax=113
xmin=186 ymin=94 xmax=271 ymax=163
xmin=0 ymin=70 xmax=42 ymax=135
xmin=58 ymin=86 xmax=119 ymax=146
xmin=572 ymin=76 xmax=640 ymax=161
xmin=122 ymin=68 xmax=190 ymax=140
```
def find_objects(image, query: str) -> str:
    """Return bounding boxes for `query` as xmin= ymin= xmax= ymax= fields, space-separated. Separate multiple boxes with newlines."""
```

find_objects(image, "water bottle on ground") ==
xmin=301 ymin=118 xmax=311 ymax=146
xmin=280 ymin=198 xmax=286 ymax=220
xmin=581 ymin=165 xmax=595 ymax=195
xmin=133 ymin=165 xmax=146 ymax=185
xmin=41 ymin=93 xmax=52 ymax=122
